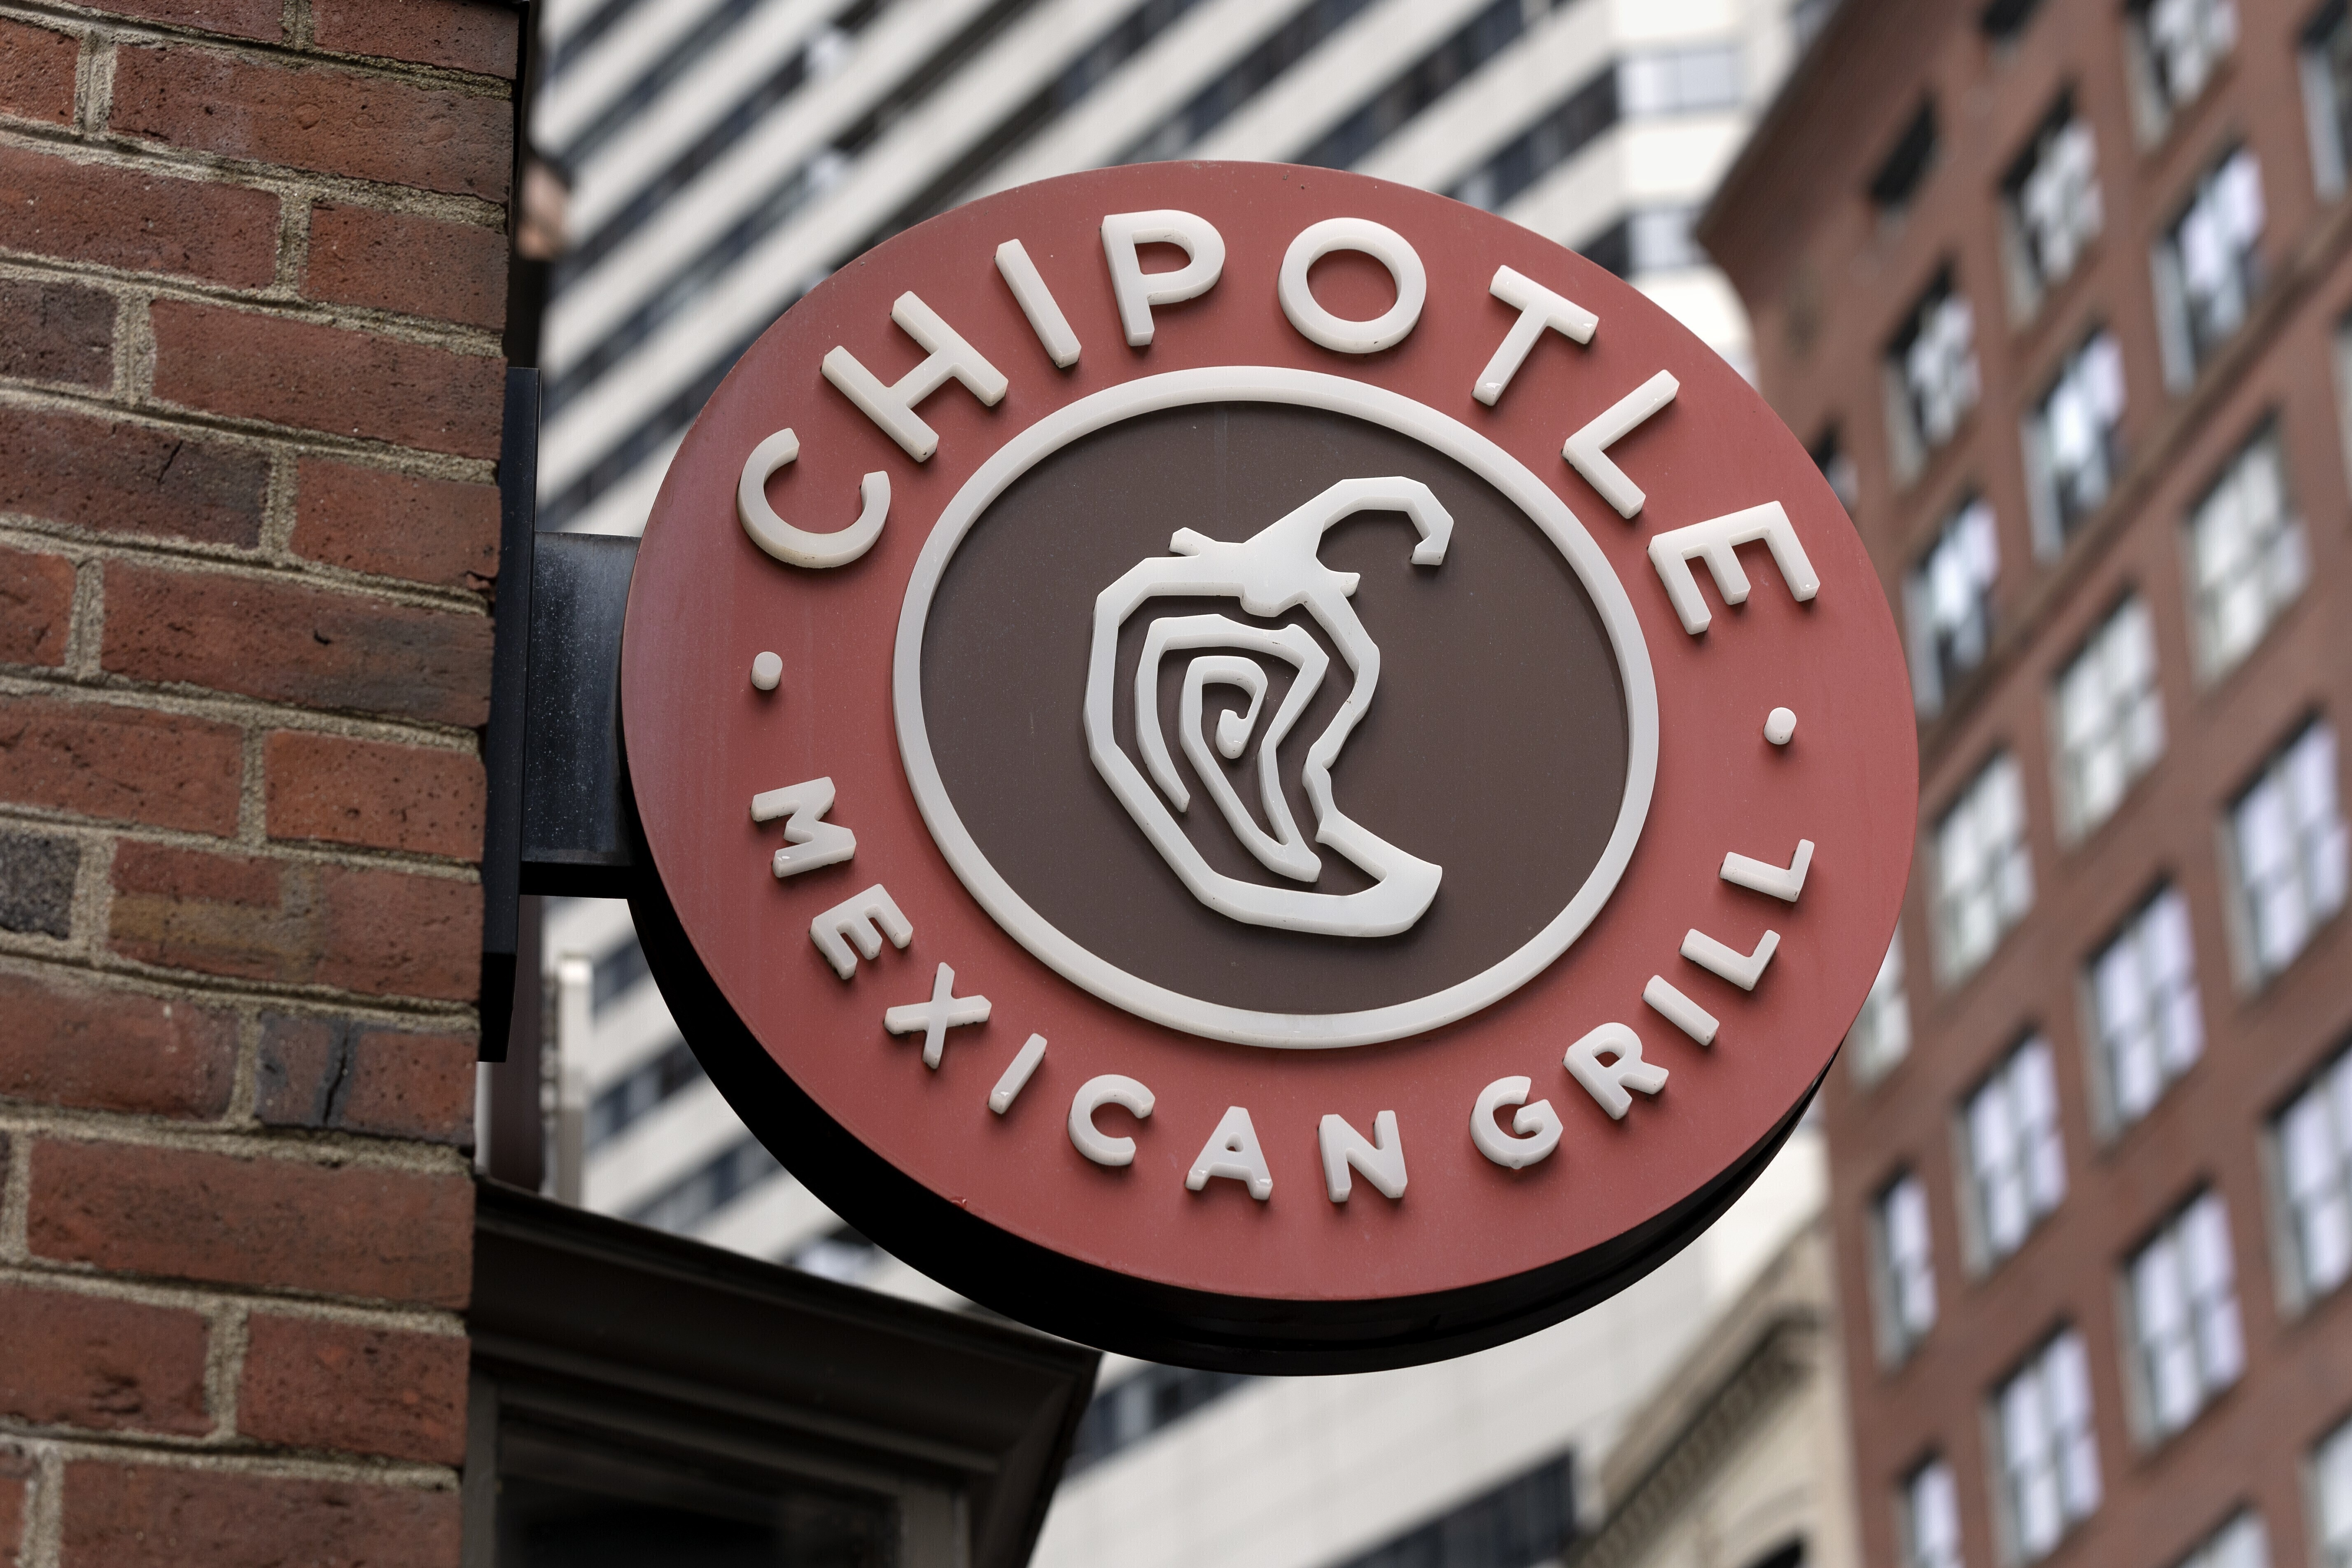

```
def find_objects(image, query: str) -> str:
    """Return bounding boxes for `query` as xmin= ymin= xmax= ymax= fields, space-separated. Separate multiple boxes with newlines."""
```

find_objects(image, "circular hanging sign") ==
xmin=621 ymin=162 xmax=1916 ymax=1372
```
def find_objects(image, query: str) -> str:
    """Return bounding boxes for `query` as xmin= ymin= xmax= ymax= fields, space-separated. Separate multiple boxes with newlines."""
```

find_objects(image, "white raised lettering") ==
xmin=1681 ymin=927 xmax=1780 ymax=990
xmin=1564 ymin=1022 xmax=1668 ymax=1120
xmin=1643 ymin=975 xmax=1719 ymax=1047
xmin=1647 ymin=502 xmax=1820 ymax=635
xmin=994 ymin=239 xmax=1080 ymax=369
xmin=736 ymin=428 xmax=890 ymax=569
xmin=989 ymin=1033 xmax=1048 ymax=1115
xmin=1186 ymin=1106 xmax=1273 ymax=1200
xmin=1474 ymin=264 xmax=1597 ymax=406
xmin=1069 ymin=1074 xmax=1153 ymax=1166
xmin=1471 ymin=1076 xmax=1562 ymax=1169
xmin=820 ymin=292 xmax=1008 ymax=462
xmin=1318 ymin=1110 xmax=1406 ymax=1202
xmin=1100 ymin=210 xmax=1224 ymax=347
xmin=1722 ymin=839 xmax=1814 ymax=903
xmin=1278 ymin=217 xmax=1426 ymax=355
xmin=882 ymin=961 xmax=990 ymax=1069
xmin=750 ymin=777 xmax=856 ymax=879
xmin=809 ymin=884 xmax=912 ymax=980
xmin=1563 ymin=371 xmax=1678 ymax=518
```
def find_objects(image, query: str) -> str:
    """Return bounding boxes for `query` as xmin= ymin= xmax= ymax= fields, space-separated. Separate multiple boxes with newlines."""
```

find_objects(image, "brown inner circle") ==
xmin=920 ymin=403 xmax=1629 ymax=1019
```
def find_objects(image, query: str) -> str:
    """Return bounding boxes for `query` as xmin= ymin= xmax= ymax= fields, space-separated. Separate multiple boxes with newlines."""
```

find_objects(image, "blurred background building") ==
xmin=482 ymin=1 xmax=1899 ymax=1566
xmin=1703 ymin=1 xmax=2352 ymax=1566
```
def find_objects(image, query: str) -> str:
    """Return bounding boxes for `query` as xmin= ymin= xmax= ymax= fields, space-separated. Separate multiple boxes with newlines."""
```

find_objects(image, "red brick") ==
xmin=109 ymin=842 xmax=481 ymax=1001
xmin=0 ymin=968 xmax=236 ymax=1118
xmin=257 ymin=1015 xmax=476 ymax=1145
xmin=28 ymin=1140 xmax=472 ymax=1306
xmin=0 ymin=1443 xmax=28 ymax=1568
xmin=304 ymin=203 xmax=505 ymax=330
xmin=266 ymin=732 xmax=483 ymax=857
xmin=0 ymin=406 xmax=267 ymax=548
xmin=0 ymin=278 xmax=113 ymax=389
xmin=149 ymin=300 xmax=504 ymax=459
xmin=0 ymin=144 xmax=278 ymax=288
xmin=292 ymin=460 xmax=499 ymax=590
xmin=111 ymin=47 xmax=508 ymax=202
xmin=0 ymin=697 xmax=242 ymax=833
xmin=239 ymin=1316 xmax=466 ymax=1463
xmin=0 ymin=1283 xmax=210 ymax=1436
xmin=101 ymin=561 xmax=494 ymax=726
xmin=314 ymin=0 xmax=519 ymax=78
xmin=0 ymin=548 xmax=75 ymax=666
xmin=61 ymin=1463 xmax=459 ymax=1568
xmin=0 ymin=19 xmax=77 ymax=126
xmin=76 ymin=0 xmax=279 ymax=40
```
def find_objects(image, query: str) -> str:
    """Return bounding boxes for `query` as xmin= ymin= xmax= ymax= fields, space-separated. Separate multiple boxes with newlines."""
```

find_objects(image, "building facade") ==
xmin=1703 ymin=2 xmax=2352 ymax=1565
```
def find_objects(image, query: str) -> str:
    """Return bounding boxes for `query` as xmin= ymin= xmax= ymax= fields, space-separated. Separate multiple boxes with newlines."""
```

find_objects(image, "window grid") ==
xmin=2086 ymin=886 xmax=2203 ymax=1130
xmin=2126 ymin=1190 xmax=2244 ymax=1440
xmin=2277 ymin=1044 xmax=2352 ymax=1305
xmin=2317 ymin=1415 xmax=2352 ymax=1568
xmin=1849 ymin=931 xmax=1913 ymax=1086
xmin=2003 ymin=105 xmax=2102 ymax=314
xmin=1995 ymin=1330 xmax=2102 ymax=1562
xmin=2175 ymin=1511 xmax=2269 ymax=1568
xmin=2229 ymin=721 xmax=2347 ymax=981
xmin=2156 ymin=147 xmax=2265 ymax=385
xmin=2186 ymin=425 xmax=2306 ymax=681
xmin=1906 ymin=495 xmax=2000 ymax=718
xmin=2306 ymin=2 xmax=2352 ymax=197
xmin=1885 ymin=274 xmax=1980 ymax=481
xmin=1935 ymin=753 xmax=2034 ymax=984
xmin=1965 ymin=1036 xmax=2066 ymax=1265
xmin=1873 ymin=1171 xmax=1937 ymax=1360
xmin=2023 ymin=329 xmax=2126 ymax=555
xmin=2052 ymin=595 xmax=2164 ymax=840
xmin=1902 ymin=1458 xmax=1963 ymax=1568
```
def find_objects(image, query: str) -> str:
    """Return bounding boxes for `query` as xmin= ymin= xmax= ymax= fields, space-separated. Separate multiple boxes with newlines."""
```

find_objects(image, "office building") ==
xmin=1703 ymin=1 xmax=2352 ymax=1563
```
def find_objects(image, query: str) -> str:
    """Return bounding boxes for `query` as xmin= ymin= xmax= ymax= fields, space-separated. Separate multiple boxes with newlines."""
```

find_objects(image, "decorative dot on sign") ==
xmin=1764 ymin=707 xmax=1797 ymax=746
xmin=750 ymin=651 xmax=784 ymax=692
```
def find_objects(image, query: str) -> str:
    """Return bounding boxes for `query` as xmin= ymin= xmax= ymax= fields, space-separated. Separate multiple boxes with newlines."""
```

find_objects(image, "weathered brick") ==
xmin=304 ymin=203 xmax=506 ymax=330
xmin=0 ymin=406 xmax=267 ymax=548
xmin=0 ymin=19 xmax=78 ymax=126
xmin=149 ymin=300 xmax=505 ymax=459
xmin=111 ymin=47 xmax=508 ymax=202
xmin=0 ymin=696 xmax=242 ymax=833
xmin=239 ymin=1315 xmax=466 ymax=1463
xmin=76 ymin=0 xmax=279 ymax=40
xmin=0 ymin=968 xmax=236 ymax=1117
xmin=0 ymin=546 xmax=75 ymax=666
xmin=0 ymin=831 xmax=79 ymax=938
xmin=314 ymin=0 xmax=518 ymax=79
xmin=0 ymin=1442 xmax=28 ymax=1568
xmin=0 ymin=278 xmax=112 ymax=388
xmin=0 ymin=145 xmax=278 ymax=288
xmin=257 ymin=1015 xmax=475 ymax=1145
xmin=101 ymin=561 xmax=494 ymax=726
xmin=109 ymin=842 xmax=481 ymax=1001
xmin=28 ymin=1140 xmax=473 ymax=1306
xmin=266 ymin=731 xmax=484 ymax=857
xmin=0 ymin=1283 xmax=210 ymax=1436
xmin=292 ymin=460 xmax=498 ymax=591
xmin=61 ymin=1463 xmax=460 ymax=1568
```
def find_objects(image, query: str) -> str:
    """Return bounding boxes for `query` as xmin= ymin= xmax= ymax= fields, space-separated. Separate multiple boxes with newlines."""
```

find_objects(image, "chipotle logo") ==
xmin=622 ymin=163 xmax=1916 ymax=1370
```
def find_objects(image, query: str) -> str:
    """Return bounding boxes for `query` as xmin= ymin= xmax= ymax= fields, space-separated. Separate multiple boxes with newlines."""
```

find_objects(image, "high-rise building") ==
xmin=1703 ymin=2 xmax=2352 ymax=1565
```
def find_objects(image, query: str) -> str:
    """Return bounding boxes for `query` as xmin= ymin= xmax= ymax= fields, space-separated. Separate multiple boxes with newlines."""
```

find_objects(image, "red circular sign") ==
xmin=622 ymin=163 xmax=1915 ymax=1370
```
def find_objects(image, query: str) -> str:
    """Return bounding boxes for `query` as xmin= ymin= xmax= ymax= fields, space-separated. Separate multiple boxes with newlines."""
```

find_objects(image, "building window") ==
xmin=1906 ymin=495 xmax=2000 ymax=718
xmin=1902 ymin=1458 xmax=1964 ymax=1568
xmin=2175 ymin=1511 xmax=2270 ymax=1568
xmin=1811 ymin=426 xmax=1861 ymax=513
xmin=1849 ymin=931 xmax=1914 ymax=1085
xmin=1871 ymin=99 xmax=1939 ymax=212
xmin=1872 ymin=1171 xmax=1938 ymax=1359
xmin=2275 ymin=1042 xmax=2352 ymax=1306
xmin=2051 ymin=594 xmax=2164 ymax=840
xmin=2125 ymin=1190 xmax=2244 ymax=1440
xmin=2305 ymin=2 xmax=2352 ymax=196
xmin=1965 ymin=1036 xmax=2066 ymax=1264
xmin=2185 ymin=422 xmax=2306 ymax=680
xmin=1884 ymin=271 xmax=1979 ymax=483
xmin=1068 ymin=1363 xmax=1255 ymax=1474
xmin=2001 ymin=99 xmax=2103 ymax=317
xmin=2228 ymin=720 xmax=2347 ymax=982
xmin=1934 ymin=752 xmax=2034 ymax=983
xmin=1993 ymin=1329 xmax=2102 ymax=1561
xmin=2086 ymin=886 xmax=2203 ymax=1131
xmin=2154 ymin=147 xmax=2265 ymax=387
xmin=2022 ymin=329 xmax=2126 ymax=555
xmin=584 ymin=1036 xmax=703 ymax=1150
xmin=625 ymin=1135 xmax=783 ymax=1233
xmin=2311 ymin=1415 xmax=2352 ymax=1568
xmin=1579 ymin=205 xmax=1707 ymax=278
xmin=1326 ymin=1451 xmax=1577 ymax=1568
xmin=2127 ymin=0 xmax=2238 ymax=139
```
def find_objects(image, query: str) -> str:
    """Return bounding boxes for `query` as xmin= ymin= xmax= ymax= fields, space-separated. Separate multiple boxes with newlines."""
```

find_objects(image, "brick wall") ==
xmin=0 ymin=3 xmax=515 ymax=1564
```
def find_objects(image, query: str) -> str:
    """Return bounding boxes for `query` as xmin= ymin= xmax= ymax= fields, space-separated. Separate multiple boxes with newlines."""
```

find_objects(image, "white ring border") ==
xmin=891 ymin=367 xmax=1659 ymax=1048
